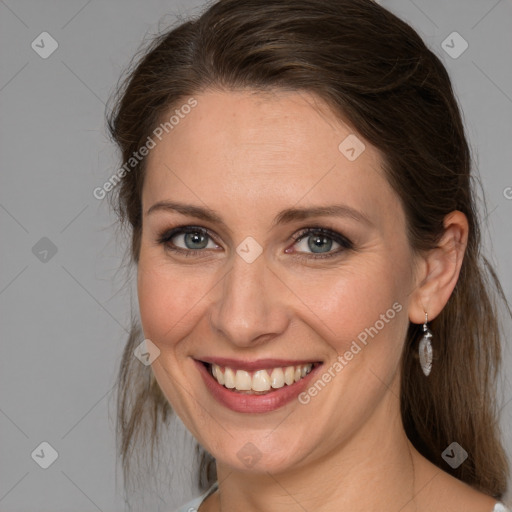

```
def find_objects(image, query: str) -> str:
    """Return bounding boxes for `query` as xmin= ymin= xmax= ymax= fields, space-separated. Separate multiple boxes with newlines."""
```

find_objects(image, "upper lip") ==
xmin=196 ymin=357 xmax=322 ymax=372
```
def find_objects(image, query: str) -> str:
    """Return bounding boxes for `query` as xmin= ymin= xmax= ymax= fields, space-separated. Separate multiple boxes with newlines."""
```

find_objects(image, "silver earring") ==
xmin=419 ymin=312 xmax=433 ymax=376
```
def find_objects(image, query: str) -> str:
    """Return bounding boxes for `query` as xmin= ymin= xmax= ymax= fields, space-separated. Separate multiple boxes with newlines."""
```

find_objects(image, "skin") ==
xmin=137 ymin=90 xmax=497 ymax=511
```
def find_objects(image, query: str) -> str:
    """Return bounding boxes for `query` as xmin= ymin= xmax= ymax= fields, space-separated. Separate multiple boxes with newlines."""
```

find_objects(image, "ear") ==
xmin=408 ymin=211 xmax=469 ymax=324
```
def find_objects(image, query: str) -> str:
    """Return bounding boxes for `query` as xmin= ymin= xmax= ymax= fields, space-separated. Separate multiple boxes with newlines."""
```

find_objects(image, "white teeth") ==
xmin=270 ymin=368 xmax=285 ymax=388
xmin=210 ymin=363 xmax=313 ymax=393
xmin=224 ymin=367 xmax=236 ymax=389
xmin=284 ymin=366 xmax=295 ymax=385
xmin=213 ymin=365 xmax=225 ymax=385
xmin=252 ymin=370 xmax=271 ymax=392
xmin=235 ymin=370 xmax=252 ymax=390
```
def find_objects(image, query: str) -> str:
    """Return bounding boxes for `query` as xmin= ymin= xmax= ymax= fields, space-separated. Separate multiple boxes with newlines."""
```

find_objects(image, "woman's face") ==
xmin=137 ymin=90 xmax=419 ymax=473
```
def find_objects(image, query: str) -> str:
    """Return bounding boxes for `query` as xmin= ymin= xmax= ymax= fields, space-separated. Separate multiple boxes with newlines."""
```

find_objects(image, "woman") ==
xmin=108 ymin=0 xmax=511 ymax=510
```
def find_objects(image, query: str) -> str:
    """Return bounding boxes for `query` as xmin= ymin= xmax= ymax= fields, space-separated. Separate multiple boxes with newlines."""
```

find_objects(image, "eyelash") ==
xmin=156 ymin=225 xmax=354 ymax=260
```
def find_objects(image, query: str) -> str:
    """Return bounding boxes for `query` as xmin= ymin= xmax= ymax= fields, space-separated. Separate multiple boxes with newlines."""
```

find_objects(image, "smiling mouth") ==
xmin=200 ymin=361 xmax=322 ymax=395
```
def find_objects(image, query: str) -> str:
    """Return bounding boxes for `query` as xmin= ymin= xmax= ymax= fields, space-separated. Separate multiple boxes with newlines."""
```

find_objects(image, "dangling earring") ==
xmin=419 ymin=312 xmax=433 ymax=376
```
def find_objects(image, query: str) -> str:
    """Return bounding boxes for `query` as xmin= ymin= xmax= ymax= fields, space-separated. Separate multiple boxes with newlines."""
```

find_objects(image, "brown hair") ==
xmin=107 ymin=0 xmax=510 ymax=500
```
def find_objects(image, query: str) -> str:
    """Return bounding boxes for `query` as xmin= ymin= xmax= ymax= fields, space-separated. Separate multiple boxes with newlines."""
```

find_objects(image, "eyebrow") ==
xmin=146 ymin=201 xmax=373 ymax=228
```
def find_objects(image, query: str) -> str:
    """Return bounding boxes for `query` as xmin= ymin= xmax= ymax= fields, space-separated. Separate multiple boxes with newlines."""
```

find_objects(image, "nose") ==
xmin=209 ymin=251 xmax=290 ymax=348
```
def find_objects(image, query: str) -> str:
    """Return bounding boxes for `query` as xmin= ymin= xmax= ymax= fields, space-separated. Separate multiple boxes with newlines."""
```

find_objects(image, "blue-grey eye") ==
xmin=308 ymin=235 xmax=334 ymax=253
xmin=174 ymin=230 xmax=215 ymax=250
xmin=158 ymin=226 xmax=219 ymax=252
xmin=290 ymin=227 xmax=353 ymax=258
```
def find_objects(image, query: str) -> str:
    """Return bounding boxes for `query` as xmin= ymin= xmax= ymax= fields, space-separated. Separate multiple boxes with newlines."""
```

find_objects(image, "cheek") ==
xmin=136 ymin=259 xmax=207 ymax=347
xmin=291 ymin=257 xmax=410 ymax=369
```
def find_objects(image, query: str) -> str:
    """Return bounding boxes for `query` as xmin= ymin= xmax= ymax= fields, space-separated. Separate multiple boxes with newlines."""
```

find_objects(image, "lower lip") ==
xmin=194 ymin=360 xmax=323 ymax=413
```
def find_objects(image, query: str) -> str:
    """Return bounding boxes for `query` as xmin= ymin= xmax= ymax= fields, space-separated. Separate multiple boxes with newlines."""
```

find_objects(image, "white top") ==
xmin=172 ymin=482 xmax=218 ymax=512
xmin=172 ymin=483 xmax=510 ymax=512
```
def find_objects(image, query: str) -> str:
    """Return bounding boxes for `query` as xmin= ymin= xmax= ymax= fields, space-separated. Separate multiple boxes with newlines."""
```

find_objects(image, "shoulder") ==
xmin=172 ymin=482 xmax=219 ymax=512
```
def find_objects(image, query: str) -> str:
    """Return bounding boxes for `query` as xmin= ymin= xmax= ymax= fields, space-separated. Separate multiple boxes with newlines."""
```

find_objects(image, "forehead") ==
xmin=142 ymin=90 xmax=401 ymax=230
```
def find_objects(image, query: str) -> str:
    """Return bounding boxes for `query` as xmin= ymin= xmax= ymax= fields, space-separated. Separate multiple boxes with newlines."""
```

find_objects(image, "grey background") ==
xmin=0 ymin=0 xmax=510 ymax=510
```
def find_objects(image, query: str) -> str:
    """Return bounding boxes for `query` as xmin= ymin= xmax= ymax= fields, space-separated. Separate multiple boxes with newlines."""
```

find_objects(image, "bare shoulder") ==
xmin=413 ymin=452 xmax=501 ymax=512
xmin=197 ymin=489 xmax=219 ymax=512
